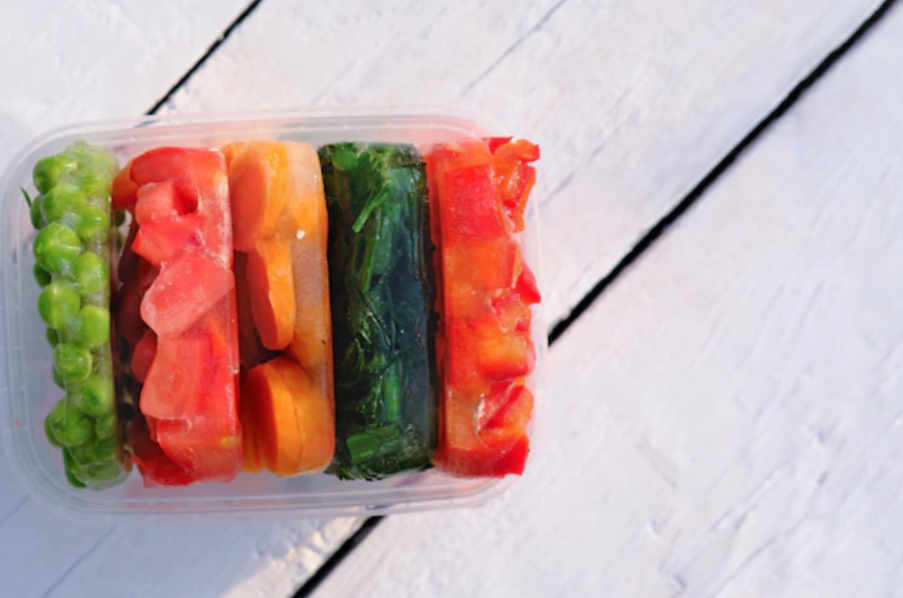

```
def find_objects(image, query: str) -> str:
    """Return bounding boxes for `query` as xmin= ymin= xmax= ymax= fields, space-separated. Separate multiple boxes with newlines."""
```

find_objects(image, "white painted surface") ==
xmin=0 ymin=2 xmax=337 ymax=597
xmin=0 ymin=0 xmax=895 ymax=597
xmin=0 ymin=0 xmax=246 ymax=167
xmin=308 ymin=6 xmax=903 ymax=598
xmin=161 ymin=0 xmax=883 ymax=323
xmin=40 ymin=518 xmax=362 ymax=598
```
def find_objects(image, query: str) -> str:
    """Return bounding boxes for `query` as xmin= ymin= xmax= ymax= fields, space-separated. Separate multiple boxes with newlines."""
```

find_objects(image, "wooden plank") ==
xmin=148 ymin=2 xmax=883 ymax=595
xmin=160 ymin=0 xmax=883 ymax=323
xmin=0 ymin=0 xmax=248 ymax=166
xmin=49 ymin=518 xmax=362 ymax=598
xmin=0 ymin=2 xmax=256 ymax=596
xmin=0 ymin=1 xmax=887 ymax=597
xmin=303 ymin=4 xmax=903 ymax=597
xmin=0 ymin=502 xmax=112 ymax=598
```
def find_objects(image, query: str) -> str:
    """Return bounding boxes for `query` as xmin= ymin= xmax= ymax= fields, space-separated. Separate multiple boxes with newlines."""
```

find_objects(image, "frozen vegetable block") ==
xmin=320 ymin=143 xmax=437 ymax=480
xmin=28 ymin=142 xmax=131 ymax=490
xmin=112 ymin=147 xmax=242 ymax=485
xmin=427 ymin=139 xmax=541 ymax=477
xmin=224 ymin=141 xmax=335 ymax=476
xmin=1 ymin=108 xmax=544 ymax=518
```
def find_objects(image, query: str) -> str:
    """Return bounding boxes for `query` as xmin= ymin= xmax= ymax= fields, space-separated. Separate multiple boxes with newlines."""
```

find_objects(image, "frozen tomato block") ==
xmin=223 ymin=141 xmax=335 ymax=477
xmin=0 ymin=107 xmax=544 ymax=520
xmin=113 ymin=147 xmax=242 ymax=486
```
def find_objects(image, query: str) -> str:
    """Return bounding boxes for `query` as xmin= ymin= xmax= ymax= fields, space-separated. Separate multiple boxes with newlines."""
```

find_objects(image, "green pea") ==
xmin=59 ymin=414 xmax=94 ymax=446
xmin=48 ymin=400 xmax=94 ymax=447
xmin=73 ymin=306 xmax=109 ymax=347
xmin=72 ymin=376 xmax=113 ymax=417
xmin=40 ymin=184 xmax=87 ymax=224
xmin=73 ymin=206 xmax=110 ymax=242
xmin=33 ymin=263 xmax=51 ymax=287
xmin=114 ymin=209 xmax=126 ymax=226
xmin=62 ymin=448 xmax=89 ymax=487
xmin=38 ymin=282 xmax=80 ymax=328
xmin=66 ymin=142 xmax=116 ymax=172
xmin=93 ymin=436 xmax=118 ymax=461
xmin=69 ymin=437 xmax=116 ymax=466
xmin=53 ymin=343 xmax=92 ymax=384
xmin=33 ymin=222 xmax=83 ymax=275
xmin=48 ymin=397 xmax=66 ymax=424
xmin=71 ymin=252 xmax=108 ymax=296
xmin=46 ymin=327 xmax=61 ymax=347
xmin=33 ymin=154 xmax=77 ymax=194
xmin=67 ymin=442 xmax=95 ymax=466
xmin=94 ymin=413 xmax=116 ymax=440
xmin=62 ymin=445 xmax=79 ymax=470
xmin=73 ymin=169 xmax=111 ymax=199
xmin=85 ymin=460 xmax=123 ymax=483
xmin=64 ymin=467 xmax=87 ymax=488
xmin=52 ymin=367 xmax=66 ymax=389
xmin=30 ymin=194 xmax=46 ymax=230
xmin=44 ymin=411 xmax=63 ymax=448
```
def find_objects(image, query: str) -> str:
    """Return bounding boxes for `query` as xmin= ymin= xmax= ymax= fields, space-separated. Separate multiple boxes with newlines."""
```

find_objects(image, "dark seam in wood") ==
xmin=290 ymin=3 xmax=901 ymax=595
xmin=290 ymin=517 xmax=384 ymax=598
xmin=145 ymin=0 xmax=267 ymax=115
xmin=0 ymin=496 xmax=28 ymax=532
xmin=38 ymin=526 xmax=118 ymax=598
xmin=457 ymin=0 xmax=571 ymax=100
xmin=549 ymin=0 xmax=900 ymax=346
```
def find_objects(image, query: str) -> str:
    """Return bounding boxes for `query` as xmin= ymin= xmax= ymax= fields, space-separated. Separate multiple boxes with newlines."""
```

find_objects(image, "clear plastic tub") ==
xmin=0 ymin=106 xmax=546 ymax=520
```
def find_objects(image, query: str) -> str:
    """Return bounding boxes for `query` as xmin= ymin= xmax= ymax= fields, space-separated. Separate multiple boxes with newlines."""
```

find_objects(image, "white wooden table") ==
xmin=2 ymin=1 xmax=902 ymax=596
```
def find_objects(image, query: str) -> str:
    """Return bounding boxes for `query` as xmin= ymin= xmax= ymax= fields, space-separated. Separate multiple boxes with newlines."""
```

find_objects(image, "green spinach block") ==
xmin=320 ymin=143 xmax=438 ymax=480
xmin=28 ymin=142 xmax=131 ymax=489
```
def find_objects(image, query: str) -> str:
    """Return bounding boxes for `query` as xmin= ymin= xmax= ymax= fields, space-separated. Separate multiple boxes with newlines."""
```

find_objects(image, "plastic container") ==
xmin=0 ymin=106 xmax=546 ymax=520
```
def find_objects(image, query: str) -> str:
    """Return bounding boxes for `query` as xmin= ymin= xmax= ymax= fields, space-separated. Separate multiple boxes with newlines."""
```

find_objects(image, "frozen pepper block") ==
xmin=426 ymin=138 xmax=541 ymax=477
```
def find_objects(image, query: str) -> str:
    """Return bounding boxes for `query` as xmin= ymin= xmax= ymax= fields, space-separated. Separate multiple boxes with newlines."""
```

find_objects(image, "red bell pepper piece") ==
xmin=428 ymin=138 xmax=540 ymax=478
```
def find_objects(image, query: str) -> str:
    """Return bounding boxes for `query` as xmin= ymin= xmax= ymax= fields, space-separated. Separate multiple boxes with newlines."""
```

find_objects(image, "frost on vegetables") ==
xmin=23 ymin=132 xmax=541 ymax=492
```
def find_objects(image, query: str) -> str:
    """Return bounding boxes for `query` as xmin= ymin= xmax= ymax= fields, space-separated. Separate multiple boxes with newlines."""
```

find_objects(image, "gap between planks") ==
xmin=39 ymin=0 xmax=895 ymax=595
xmin=8 ymin=2 xmax=273 ymax=596
xmin=145 ymin=0 xmax=268 ymax=115
xmin=289 ymin=0 xmax=901 ymax=596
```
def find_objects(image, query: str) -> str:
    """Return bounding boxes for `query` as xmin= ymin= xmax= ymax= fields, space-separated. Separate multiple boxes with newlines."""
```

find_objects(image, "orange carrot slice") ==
xmin=225 ymin=141 xmax=335 ymax=477
xmin=227 ymin=142 xmax=290 ymax=251
xmin=245 ymin=239 xmax=295 ymax=351
xmin=220 ymin=142 xmax=241 ymax=167
xmin=241 ymin=359 xmax=302 ymax=476
xmin=234 ymin=251 xmax=272 ymax=369
xmin=268 ymin=357 xmax=334 ymax=473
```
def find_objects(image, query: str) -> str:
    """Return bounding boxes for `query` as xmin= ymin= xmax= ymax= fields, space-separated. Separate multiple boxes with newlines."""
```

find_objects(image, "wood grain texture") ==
xmin=151 ymin=2 xmax=884 ymax=595
xmin=305 ymin=5 xmax=903 ymax=598
xmin=0 ymin=1 xmax=249 ymax=167
xmin=160 ymin=0 xmax=883 ymax=324
xmin=0 ymin=1 xmax=891 ymax=597
xmin=41 ymin=518 xmax=363 ymax=598
xmin=0 ymin=2 xmax=278 ymax=597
